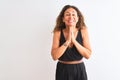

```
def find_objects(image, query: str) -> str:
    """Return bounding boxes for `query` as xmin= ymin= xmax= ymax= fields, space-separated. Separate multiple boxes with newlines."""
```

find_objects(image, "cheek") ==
xmin=76 ymin=17 xmax=79 ymax=22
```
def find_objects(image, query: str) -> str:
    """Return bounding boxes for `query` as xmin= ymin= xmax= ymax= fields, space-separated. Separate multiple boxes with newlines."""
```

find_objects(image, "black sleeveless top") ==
xmin=59 ymin=29 xmax=83 ymax=61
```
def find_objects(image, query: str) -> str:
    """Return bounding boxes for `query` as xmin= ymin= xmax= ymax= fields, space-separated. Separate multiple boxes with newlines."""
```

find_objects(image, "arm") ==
xmin=72 ymin=28 xmax=92 ymax=59
xmin=51 ymin=31 xmax=70 ymax=61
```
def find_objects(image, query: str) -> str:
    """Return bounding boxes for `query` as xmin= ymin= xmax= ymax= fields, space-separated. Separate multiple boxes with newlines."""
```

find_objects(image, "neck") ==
xmin=66 ymin=26 xmax=76 ymax=32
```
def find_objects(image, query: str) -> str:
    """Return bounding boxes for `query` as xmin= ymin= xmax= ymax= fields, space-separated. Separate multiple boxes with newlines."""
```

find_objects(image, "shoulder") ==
xmin=53 ymin=30 xmax=61 ymax=36
xmin=80 ymin=27 xmax=88 ymax=33
xmin=80 ymin=27 xmax=89 ymax=38
xmin=53 ymin=30 xmax=61 ymax=39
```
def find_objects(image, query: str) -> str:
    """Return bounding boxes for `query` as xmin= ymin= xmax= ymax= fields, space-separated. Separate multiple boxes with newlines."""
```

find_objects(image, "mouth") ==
xmin=68 ymin=20 xmax=74 ymax=23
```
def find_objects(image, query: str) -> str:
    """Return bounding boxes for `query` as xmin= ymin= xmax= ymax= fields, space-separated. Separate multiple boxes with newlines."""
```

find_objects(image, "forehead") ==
xmin=64 ymin=8 xmax=77 ymax=13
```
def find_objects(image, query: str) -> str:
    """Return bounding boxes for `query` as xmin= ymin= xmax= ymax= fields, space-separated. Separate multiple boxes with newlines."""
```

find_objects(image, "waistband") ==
xmin=58 ymin=59 xmax=83 ymax=64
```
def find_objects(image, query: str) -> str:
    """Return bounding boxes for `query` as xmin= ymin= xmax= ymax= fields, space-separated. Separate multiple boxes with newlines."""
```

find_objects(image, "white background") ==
xmin=0 ymin=0 xmax=120 ymax=80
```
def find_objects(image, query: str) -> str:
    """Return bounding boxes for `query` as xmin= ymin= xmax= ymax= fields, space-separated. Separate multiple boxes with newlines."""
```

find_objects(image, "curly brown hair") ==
xmin=53 ymin=5 xmax=86 ymax=32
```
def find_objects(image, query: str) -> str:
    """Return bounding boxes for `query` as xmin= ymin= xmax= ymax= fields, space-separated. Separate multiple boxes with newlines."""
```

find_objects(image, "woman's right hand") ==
xmin=66 ymin=27 xmax=72 ymax=45
xmin=68 ymin=30 xmax=72 ymax=42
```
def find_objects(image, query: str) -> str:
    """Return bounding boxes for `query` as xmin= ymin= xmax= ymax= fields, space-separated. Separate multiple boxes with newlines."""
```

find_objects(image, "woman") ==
xmin=51 ymin=5 xmax=92 ymax=80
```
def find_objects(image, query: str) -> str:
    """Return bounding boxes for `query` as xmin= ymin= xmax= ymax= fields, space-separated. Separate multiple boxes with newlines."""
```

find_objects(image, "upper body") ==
xmin=51 ymin=5 xmax=92 ymax=61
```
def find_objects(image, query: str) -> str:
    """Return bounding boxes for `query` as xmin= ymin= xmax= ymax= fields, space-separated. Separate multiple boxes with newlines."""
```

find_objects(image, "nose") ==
xmin=69 ymin=14 xmax=73 ymax=19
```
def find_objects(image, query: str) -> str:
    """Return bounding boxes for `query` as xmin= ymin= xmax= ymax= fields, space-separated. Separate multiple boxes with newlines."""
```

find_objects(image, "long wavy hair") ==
xmin=53 ymin=5 xmax=86 ymax=32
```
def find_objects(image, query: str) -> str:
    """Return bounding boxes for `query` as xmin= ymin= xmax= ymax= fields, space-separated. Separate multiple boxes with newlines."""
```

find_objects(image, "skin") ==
xmin=51 ymin=8 xmax=92 ymax=60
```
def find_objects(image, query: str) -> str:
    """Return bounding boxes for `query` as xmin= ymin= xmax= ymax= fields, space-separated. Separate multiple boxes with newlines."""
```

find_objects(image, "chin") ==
xmin=68 ymin=25 xmax=75 ymax=27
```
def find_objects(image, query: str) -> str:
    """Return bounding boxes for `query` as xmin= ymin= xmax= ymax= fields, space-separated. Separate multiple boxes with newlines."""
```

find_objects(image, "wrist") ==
xmin=66 ymin=40 xmax=70 ymax=45
xmin=63 ymin=41 xmax=70 ymax=47
xmin=72 ymin=38 xmax=76 ymax=44
xmin=63 ymin=43 xmax=68 ymax=47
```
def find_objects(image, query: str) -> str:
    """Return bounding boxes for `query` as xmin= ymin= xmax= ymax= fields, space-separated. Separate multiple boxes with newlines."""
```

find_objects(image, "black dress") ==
xmin=55 ymin=29 xmax=88 ymax=80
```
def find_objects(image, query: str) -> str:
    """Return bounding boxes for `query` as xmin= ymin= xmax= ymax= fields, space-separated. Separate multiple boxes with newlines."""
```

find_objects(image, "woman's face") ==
xmin=63 ymin=8 xmax=79 ymax=27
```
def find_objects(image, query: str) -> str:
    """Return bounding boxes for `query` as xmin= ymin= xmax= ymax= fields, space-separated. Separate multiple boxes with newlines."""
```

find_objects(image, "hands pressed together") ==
xmin=66 ymin=27 xmax=77 ymax=47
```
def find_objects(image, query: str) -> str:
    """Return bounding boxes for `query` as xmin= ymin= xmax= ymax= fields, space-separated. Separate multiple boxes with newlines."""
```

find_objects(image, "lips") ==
xmin=68 ymin=20 xmax=74 ymax=22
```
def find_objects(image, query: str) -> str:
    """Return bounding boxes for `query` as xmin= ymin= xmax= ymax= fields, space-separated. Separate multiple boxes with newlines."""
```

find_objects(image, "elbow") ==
xmin=85 ymin=50 xmax=92 ymax=59
xmin=51 ymin=49 xmax=58 ymax=61
xmin=51 ymin=53 xmax=58 ymax=61
xmin=52 ymin=56 xmax=58 ymax=61
xmin=85 ymin=55 xmax=90 ymax=59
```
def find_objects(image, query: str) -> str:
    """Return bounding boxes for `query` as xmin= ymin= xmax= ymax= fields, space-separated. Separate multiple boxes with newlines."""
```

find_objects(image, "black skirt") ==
xmin=56 ymin=62 xmax=88 ymax=80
